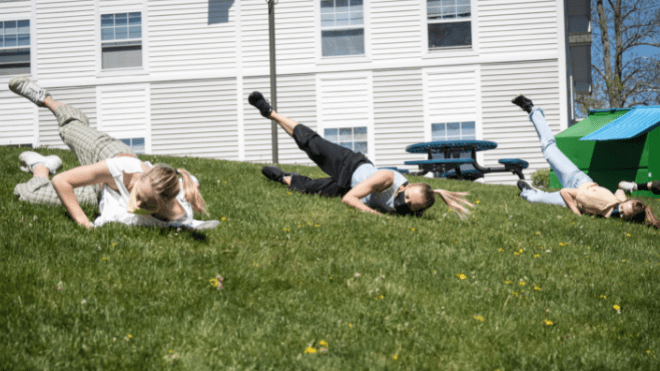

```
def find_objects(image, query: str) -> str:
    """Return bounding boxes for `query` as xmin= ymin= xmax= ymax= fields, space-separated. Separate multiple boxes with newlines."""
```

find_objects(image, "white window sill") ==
xmin=97 ymin=68 xmax=148 ymax=78
xmin=316 ymin=55 xmax=372 ymax=65
xmin=423 ymin=47 xmax=476 ymax=60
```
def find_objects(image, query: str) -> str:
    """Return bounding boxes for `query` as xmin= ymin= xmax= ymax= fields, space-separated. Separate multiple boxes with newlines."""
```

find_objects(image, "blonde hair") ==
xmin=408 ymin=183 xmax=436 ymax=213
xmin=434 ymin=189 xmax=474 ymax=219
xmin=624 ymin=199 xmax=660 ymax=228
xmin=141 ymin=163 xmax=206 ymax=215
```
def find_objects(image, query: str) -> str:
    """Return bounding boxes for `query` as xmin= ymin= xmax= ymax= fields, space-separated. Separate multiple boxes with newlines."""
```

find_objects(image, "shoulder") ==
xmin=106 ymin=157 xmax=146 ymax=176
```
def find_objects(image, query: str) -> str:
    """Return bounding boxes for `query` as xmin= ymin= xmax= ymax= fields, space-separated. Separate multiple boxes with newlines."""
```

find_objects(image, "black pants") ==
xmin=289 ymin=124 xmax=371 ymax=197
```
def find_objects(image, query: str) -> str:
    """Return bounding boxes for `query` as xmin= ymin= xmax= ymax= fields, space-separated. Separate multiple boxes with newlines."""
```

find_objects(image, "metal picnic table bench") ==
xmin=403 ymin=140 xmax=528 ymax=180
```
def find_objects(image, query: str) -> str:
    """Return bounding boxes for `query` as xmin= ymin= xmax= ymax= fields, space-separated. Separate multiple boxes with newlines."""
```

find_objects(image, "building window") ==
xmin=432 ymin=121 xmax=475 ymax=140
xmin=324 ymin=127 xmax=367 ymax=154
xmin=320 ymin=0 xmax=364 ymax=57
xmin=427 ymin=0 xmax=471 ymax=49
xmin=120 ymin=137 xmax=145 ymax=153
xmin=101 ymin=12 xmax=142 ymax=69
xmin=0 ymin=20 xmax=30 ymax=76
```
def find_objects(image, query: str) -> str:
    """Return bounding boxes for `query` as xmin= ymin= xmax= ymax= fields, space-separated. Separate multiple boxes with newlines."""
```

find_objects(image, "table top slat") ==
xmin=404 ymin=158 xmax=475 ymax=166
xmin=405 ymin=140 xmax=497 ymax=154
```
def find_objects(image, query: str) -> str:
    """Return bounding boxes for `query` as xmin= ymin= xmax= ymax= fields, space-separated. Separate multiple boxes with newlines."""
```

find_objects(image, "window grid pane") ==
xmin=101 ymin=12 xmax=142 ymax=43
xmin=432 ymin=122 xmax=476 ymax=140
xmin=320 ymin=0 xmax=364 ymax=28
xmin=1 ymin=20 xmax=30 ymax=49
xmin=428 ymin=0 xmax=471 ymax=20
xmin=325 ymin=126 xmax=368 ymax=154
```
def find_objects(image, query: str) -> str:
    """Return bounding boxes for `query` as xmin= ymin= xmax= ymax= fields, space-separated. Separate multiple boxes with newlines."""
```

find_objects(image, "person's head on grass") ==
xmin=619 ymin=198 xmax=660 ymax=228
xmin=128 ymin=163 xmax=206 ymax=217
xmin=397 ymin=182 xmax=473 ymax=218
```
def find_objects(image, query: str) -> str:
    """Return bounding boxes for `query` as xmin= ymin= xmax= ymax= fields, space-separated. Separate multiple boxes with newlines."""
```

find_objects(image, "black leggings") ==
xmin=288 ymin=124 xmax=371 ymax=197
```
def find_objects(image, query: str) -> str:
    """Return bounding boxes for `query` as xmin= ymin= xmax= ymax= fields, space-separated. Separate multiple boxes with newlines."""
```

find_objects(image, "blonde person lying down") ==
xmin=10 ymin=77 xmax=218 ymax=230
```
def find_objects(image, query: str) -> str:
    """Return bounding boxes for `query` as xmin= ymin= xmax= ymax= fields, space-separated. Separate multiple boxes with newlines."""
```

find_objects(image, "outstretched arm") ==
xmin=51 ymin=161 xmax=115 ymax=228
xmin=560 ymin=188 xmax=581 ymax=216
xmin=341 ymin=170 xmax=395 ymax=215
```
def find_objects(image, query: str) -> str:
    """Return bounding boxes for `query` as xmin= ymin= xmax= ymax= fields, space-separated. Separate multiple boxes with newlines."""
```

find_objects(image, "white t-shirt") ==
xmin=93 ymin=157 xmax=203 ymax=229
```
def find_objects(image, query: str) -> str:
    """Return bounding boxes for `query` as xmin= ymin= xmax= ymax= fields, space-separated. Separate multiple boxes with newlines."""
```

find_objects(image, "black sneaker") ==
xmin=248 ymin=91 xmax=273 ymax=118
xmin=517 ymin=179 xmax=541 ymax=193
xmin=262 ymin=166 xmax=298 ymax=185
xmin=512 ymin=95 xmax=534 ymax=114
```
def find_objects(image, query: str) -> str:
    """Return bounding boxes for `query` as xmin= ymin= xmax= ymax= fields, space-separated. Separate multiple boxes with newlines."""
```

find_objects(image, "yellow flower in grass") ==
xmin=319 ymin=340 xmax=329 ymax=347
xmin=473 ymin=315 xmax=485 ymax=322
xmin=456 ymin=274 xmax=466 ymax=280
xmin=647 ymin=350 xmax=652 ymax=355
xmin=534 ymin=254 xmax=540 ymax=258
xmin=283 ymin=228 xmax=290 ymax=232
xmin=221 ymin=217 xmax=227 ymax=221
xmin=626 ymin=233 xmax=631 ymax=237
xmin=519 ymin=281 xmax=526 ymax=286
xmin=304 ymin=347 xmax=317 ymax=354
xmin=128 ymin=334 xmax=133 ymax=339
xmin=505 ymin=280 xmax=512 ymax=284
xmin=613 ymin=305 xmax=621 ymax=311
xmin=600 ymin=295 xmax=607 ymax=299
xmin=101 ymin=257 xmax=108 ymax=261
xmin=534 ymin=286 xmax=541 ymax=291
xmin=498 ymin=248 xmax=504 ymax=252
xmin=392 ymin=355 xmax=398 ymax=360
xmin=349 ymin=323 xmax=353 ymax=328
xmin=544 ymin=320 xmax=554 ymax=326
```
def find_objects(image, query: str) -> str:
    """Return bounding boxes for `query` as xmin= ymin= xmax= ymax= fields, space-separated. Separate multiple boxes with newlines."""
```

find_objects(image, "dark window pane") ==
xmin=17 ymin=20 xmax=29 ymax=34
xmin=5 ymin=35 xmax=17 ymax=47
xmin=101 ymin=28 xmax=114 ymax=41
xmin=17 ymin=34 xmax=29 ymax=46
xmin=115 ymin=13 xmax=128 ymax=26
xmin=354 ymin=141 xmax=367 ymax=154
xmin=354 ymin=126 xmax=367 ymax=141
xmin=5 ymin=21 xmax=17 ymax=32
xmin=101 ymin=14 xmax=114 ymax=27
xmin=428 ymin=21 xmax=471 ymax=48
xmin=129 ymin=12 xmax=141 ymax=25
xmin=432 ymin=123 xmax=445 ymax=140
xmin=339 ymin=142 xmax=353 ymax=150
xmin=120 ymin=138 xmax=131 ymax=146
xmin=322 ymin=28 xmax=364 ymax=56
xmin=339 ymin=128 xmax=352 ymax=142
xmin=321 ymin=0 xmax=334 ymax=14
xmin=115 ymin=26 xmax=128 ymax=40
xmin=461 ymin=121 xmax=475 ymax=139
xmin=324 ymin=128 xmax=338 ymax=142
xmin=447 ymin=122 xmax=460 ymax=137
xmin=129 ymin=26 xmax=141 ymax=39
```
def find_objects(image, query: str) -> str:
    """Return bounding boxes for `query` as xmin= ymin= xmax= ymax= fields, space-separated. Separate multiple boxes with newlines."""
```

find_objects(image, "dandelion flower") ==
xmin=498 ymin=248 xmax=504 ymax=252
xmin=128 ymin=334 xmax=133 ymax=339
xmin=473 ymin=315 xmax=485 ymax=322
xmin=600 ymin=295 xmax=606 ymax=299
xmin=221 ymin=217 xmax=227 ymax=221
xmin=304 ymin=347 xmax=317 ymax=354
xmin=349 ymin=323 xmax=353 ymax=328
xmin=534 ymin=286 xmax=541 ymax=291
xmin=283 ymin=228 xmax=290 ymax=232
xmin=505 ymin=280 xmax=512 ymax=284
xmin=457 ymin=273 xmax=466 ymax=280
xmin=319 ymin=340 xmax=329 ymax=347
xmin=519 ymin=281 xmax=526 ymax=286
xmin=626 ymin=233 xmax=631 ymax=237
xmin=534 ymin=254 xmax=540 ymax=258
xmin=613 ymin=305 xmax=621 ymax=311
xmin=544 ymin=320 xmax=554 ymax=326
xmin=392 ymin=355 xmax=398 ymax=360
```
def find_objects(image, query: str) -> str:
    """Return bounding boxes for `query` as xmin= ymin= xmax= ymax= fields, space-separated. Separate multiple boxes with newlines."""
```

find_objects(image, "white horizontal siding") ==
xmin=38 ymin=86 xmax=97 ymax=149
xmin=0 ymin=90 xmax=35 ymax=146
xmin=148 ymin=0 xmax=237 ymax=74
xmin=318 ymin=73 xmax=370 ymax=128
xmin=0 ymin=1 xmax=31 ymax=19
xmin=99 ymin=0 xmax=140 ymax=12
xmin=98 ymin=86 xmax=147 ymax=140
xmin=371 ymin=0 xmax=422 ymax=61
xmin=241 ymin=0 xmax=315 ymax=70
xmin=478 ymin=0 xmax=559 ymax=55
xmin=35 ymin=0 xmax=96 ymax=80
xmin=150 ymin=78 xmax=239 ymax=159
xmin=272 ymin=74 xmax=317 ymax=165
xmin=373 ymin=68 xmax=424 ymax=169
xmin=480 ymin=60 xmax=561 ymax=185
xmin=426 ymin=68 xmax=477 ymax=121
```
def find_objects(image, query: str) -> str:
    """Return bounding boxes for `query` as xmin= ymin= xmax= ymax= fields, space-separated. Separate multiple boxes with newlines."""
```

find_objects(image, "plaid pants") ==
xmin=13 ymin=104 xmax=136 ymax=206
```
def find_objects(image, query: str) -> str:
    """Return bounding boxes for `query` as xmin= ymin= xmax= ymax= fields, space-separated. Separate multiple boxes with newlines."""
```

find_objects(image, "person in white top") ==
xmin=10 ymin=77 xmax=216 ymax=230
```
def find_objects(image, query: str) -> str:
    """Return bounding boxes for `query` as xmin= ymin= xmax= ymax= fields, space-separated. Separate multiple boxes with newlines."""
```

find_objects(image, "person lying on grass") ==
xmin=10 ymin=77 xmax=218 ymax=230
xmin=512 ymin=95 xmax=660 ymax=228
xmin=248 ymin=91 xmax=473 ymax=217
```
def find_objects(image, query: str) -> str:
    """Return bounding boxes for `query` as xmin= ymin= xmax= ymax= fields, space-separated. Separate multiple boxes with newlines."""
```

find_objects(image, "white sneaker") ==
xmin=618 ymin=181 xmax=636 ymax=193
xmin=19 ymin=151 xmax=62 ymax=175
xmin=8 ymin=76 xmax=51 ymax=107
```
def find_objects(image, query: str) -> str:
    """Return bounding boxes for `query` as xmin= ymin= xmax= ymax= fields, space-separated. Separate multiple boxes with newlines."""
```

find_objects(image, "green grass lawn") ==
xmin=2 ymin=146 xmax=660 ymax=370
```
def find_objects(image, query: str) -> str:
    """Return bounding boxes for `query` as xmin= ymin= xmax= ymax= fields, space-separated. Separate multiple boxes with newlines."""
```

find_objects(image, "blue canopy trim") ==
xmin=580 ymin=106 xmax=660 ymax=141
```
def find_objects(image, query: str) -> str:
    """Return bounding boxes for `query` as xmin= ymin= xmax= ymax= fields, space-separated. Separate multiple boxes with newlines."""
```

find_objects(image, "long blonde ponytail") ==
xmin=433 ymin=189 xmax=474 ymax=218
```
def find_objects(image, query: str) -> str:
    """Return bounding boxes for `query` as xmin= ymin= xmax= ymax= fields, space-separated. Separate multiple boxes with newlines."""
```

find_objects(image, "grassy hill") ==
xmin=1 ymin=146 xmax=660 ymax=370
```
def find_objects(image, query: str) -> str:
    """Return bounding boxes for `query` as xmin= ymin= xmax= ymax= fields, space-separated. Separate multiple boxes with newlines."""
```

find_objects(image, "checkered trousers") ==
xmin=14 ymin=104 xmax=136 ymax=206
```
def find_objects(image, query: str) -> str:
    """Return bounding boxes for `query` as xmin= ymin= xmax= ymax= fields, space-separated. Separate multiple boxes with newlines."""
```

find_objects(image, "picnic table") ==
xmin=403 ymin=140 xmax=528 ymax=180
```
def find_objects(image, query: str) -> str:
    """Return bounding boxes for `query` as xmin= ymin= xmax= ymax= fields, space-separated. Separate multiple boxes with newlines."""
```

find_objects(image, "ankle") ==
xmin=32 ymin=163 xmax=50 ymax=177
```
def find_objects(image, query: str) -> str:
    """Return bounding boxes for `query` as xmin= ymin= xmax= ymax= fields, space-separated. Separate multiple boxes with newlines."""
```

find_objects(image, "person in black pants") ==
xmin=248 ymin=92 xmax=473 ymax=217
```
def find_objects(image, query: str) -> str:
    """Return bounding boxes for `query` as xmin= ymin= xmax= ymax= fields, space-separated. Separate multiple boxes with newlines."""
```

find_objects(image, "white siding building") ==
xmin=0 ymin=0 xmax=589 ymax=185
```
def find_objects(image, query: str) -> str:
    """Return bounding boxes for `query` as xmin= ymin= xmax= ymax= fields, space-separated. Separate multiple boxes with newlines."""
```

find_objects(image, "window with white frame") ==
xmin=101 ymin=12 xmax=142 ymax=70
xmin=0 ymin=20 xmax=30 ymax=76
xmin=427 ymin=0 xmax=471 ymax=49
xmin=432 ymin=121 xmax=475 ymax=141
xmin=324 ymin=127 xmax=367 ymax=154
xmin=120 ymin=137 xmax=145 ymax=153
xmin=320 ymin=0 xmax=365 ymax=57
